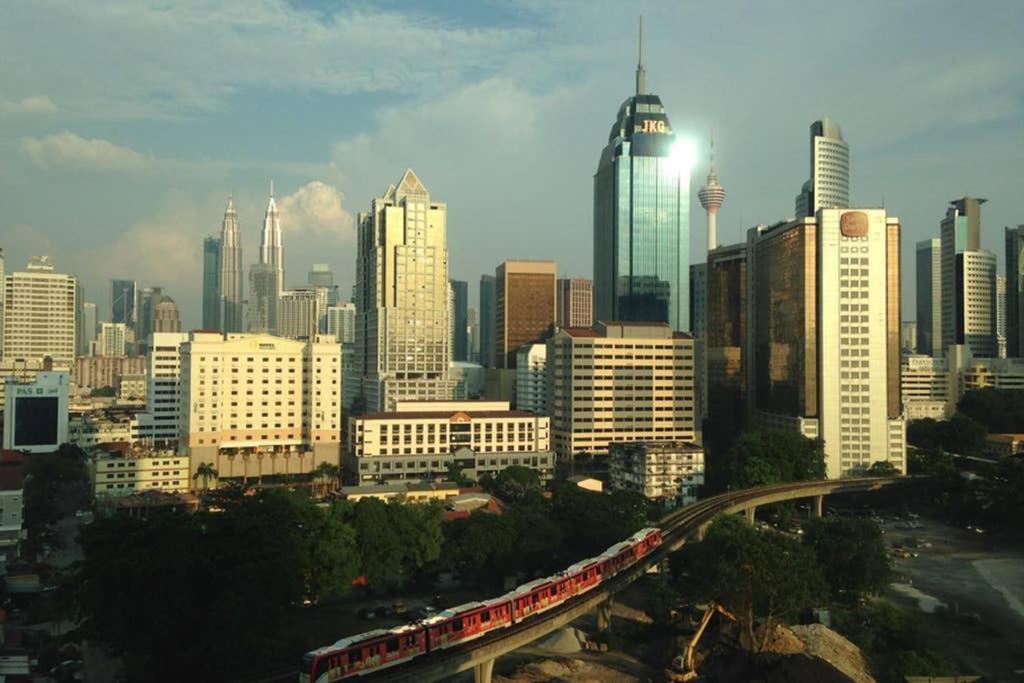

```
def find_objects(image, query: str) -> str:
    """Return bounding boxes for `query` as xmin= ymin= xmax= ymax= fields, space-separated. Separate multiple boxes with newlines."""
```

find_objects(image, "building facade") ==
xmin=202 ymin=236 xmax=222 ymax=331
xmin=495 ymin=260 xmax=556 ymax=369
xmin=547 ymin=321 xmax=696 ymax=460
xmin=278 ymin=288 xmax=324 ymax=340
xmin=134 ymin=332 xmax=189 ymax=447
xmin=747 ymin=209 xmax=905 ymax=478
xmin=177 ymin=332 xmax=342 ymax=481
xmin=556 ymin=278 xmax=594 ymax=329
xmin=153 ymin=296 xmax=181 ymax=335
xmin=351 ymin=169 xmax=456 ymax=411
xmin=901 ymin=354 xmax=950 ymax=421
xmin=73 ymin=355 xmax=147 ymax=392
xmin=3 ymin=257 xmax=77 ymax=368
xmin=997 ymin=274 xmax=1007 ymax=358
xmin=260 ymin=184 xmax=284 ymax=316
xmin=706 ymin=242 xmax=748 ymax=443
xmin=98 ymin=322 xmax=128 ymax=357
xmin=110 ymin=278 xmax=137 ymax=332
xmin=307 ymin=264 xmax=339 ymax=306
xmin=450 ymin=279 xmax=469 ymax=362
xmin=1005 ymin=225 xmax=1024 ymax=357
xmin=794 ymin=118 xmax=850 ymax=217
xmin=326 ymin=302 xmax=356 ymax=344
xmin=218 ymin=197 xmax=244 ymax=333
xmin=941 ymin=197 xmax=995 ymax=356
xmin=346 ymin=400 xmax=553 ymax=484
xmin=915 ymin=238 xmax=942 ymax=356
xmin=593 ymin=46 xmax=690 ymax=331
xmin=2 ymin=371 xmax=70 ymax=453
xmin=90 ymin=447 xmax=191 ymax=498
xmin=514 ymin=343 xmax=547 ymax=415
xmin=479 ymin=274 xmax=496 ymax=368
xmin=608 ymin=441 xmax=704 ymax=504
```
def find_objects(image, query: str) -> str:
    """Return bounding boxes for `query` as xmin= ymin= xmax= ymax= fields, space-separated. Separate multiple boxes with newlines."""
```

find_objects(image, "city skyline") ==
xmin=1 ymin=2 xmax=1023 ymax=329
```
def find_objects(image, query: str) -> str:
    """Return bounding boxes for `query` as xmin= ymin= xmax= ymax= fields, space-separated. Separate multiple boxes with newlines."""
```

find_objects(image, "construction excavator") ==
xmin=665 ymin=602 xmax=738 ymax=682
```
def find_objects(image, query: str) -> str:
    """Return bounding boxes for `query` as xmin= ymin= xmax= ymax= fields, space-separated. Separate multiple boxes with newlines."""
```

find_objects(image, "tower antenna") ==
xmin=635 ymin=15 xmax=646 ymax=96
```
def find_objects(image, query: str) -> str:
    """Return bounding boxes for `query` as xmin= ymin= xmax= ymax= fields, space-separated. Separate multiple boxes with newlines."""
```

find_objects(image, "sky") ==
xmin=1 ymin=0 xmax=1023 ymax=329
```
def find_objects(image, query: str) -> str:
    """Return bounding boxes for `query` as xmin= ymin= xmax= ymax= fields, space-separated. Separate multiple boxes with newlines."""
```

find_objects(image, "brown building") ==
xmin=73 ymin=355 xmax=147 ymax=392
xmin=556 ymin=277 xmax=593 ymax=329
xmin=705 ymin=242 xmax=747 ymax=446
xmin=495 ymin=260 xmax=556 ymax=369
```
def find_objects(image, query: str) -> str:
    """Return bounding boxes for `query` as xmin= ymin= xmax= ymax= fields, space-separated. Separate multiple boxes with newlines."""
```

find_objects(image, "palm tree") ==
xmin=192 ymin=462 xmax=220 ymax=492
xmin=313 ymin=462 xmax=341 ymax=497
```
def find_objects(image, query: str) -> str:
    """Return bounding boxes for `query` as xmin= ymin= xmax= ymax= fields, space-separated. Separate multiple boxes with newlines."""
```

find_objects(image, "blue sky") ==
xmin=1 ymin=0 xmax=1023 ymax=328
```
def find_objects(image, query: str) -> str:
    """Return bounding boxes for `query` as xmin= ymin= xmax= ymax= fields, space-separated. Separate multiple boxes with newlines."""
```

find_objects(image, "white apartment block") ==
xmin=608 ymin=441 xmax=704 ymax=504
xmin=178 ymin=332 xmax=342 ymax=481
xmin=547 ymin=322 xmax=696 ymax=460
xmin=135 ymin=332 xmax=189 ymax=447
xmin=2 ymin=257 xmax=77 ymax=368
xmin=347 ymin=400 xmax=553 ymax=484
xmin=514 ymin=343 xmax=547 ymax=415
xmin=278 ymin=287 xmax=326 ymax=340
xmin=556 ymin=278 xmax=593 ymax=329
xmin=901 ymin=355 xmax=950 ymax=421
xmin=98 ymin=322 xmax=128 ymax=357
xmin=90 ymin=449 xmax=191 ymax=497
xmin=327 ymin=302 xmax=356 ymax=344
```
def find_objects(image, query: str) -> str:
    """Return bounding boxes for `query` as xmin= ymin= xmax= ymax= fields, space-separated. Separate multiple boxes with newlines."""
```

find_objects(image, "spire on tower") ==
xmin=635 ymin=15 xmax=646 ymax=96
xmin=270 ymin=179 xmax=274 ymax=198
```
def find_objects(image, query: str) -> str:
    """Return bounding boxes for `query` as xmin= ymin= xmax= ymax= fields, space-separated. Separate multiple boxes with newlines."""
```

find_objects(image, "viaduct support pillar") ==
xmin=474 ymin=658 xmax=495 ymax=683
xmin=744 ymin=506 xmax=756 ymax=524
xmin=596 ymin=598 xmax=614 ymax=633
xmin=813 ymin=495 xmax=824 ymax=518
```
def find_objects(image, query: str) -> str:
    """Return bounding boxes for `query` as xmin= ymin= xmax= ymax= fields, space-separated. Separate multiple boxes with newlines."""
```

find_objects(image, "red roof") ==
xmin=0 ymin=453 xmax=26 ymax=491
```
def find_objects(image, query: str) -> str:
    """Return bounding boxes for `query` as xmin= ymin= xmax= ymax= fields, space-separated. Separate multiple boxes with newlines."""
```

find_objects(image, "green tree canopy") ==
xmin=957 ymin=387 xmax=1024 ymax=434
xmin=551 ymin=485 xmax=649 ymax=557
xmin=803 ymin=516 xmax=890 ymax=600
xmin=491 ymin=465 xmax=542 ymax=504
xmin=350 ymin=498 xmax=444 ymax=590
xmin=907 ymin=414 xmax=987 ymax=456
xmin=712 ymin=429 xmax=826 ymax=491
xmin=676 ymin=514 xmax=826 ymax=651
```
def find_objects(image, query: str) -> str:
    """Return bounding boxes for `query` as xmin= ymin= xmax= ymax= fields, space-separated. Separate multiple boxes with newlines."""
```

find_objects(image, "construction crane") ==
xmin=666 ymin=602 xmax=738 ymax=681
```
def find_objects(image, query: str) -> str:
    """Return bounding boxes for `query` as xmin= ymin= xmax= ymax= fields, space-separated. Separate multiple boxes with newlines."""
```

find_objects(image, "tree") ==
xmin=803 ymin=517 xmax=890 ymax=600
xmin=350 ymin=498 xmax=444 ymax=590
xmin=551 ymin=485 xmax=649 ymax=557
xmin=677 ymin=514 xmax=826 ymax=652
xmin=957 ymin=387 xmax=1024 ymax=434
xmin=89 ymin=385 xmax=116 ymax=397
xmin=492 ymin=465 xmax=542 ymax=504
xmin=446 ymin=461 xmax=472 ymax=486
xmin=192 ymin=462 xmax=219 ymax=491
xmin=865 ymin=460 xmax=899 ymax=477
xmin=712 ymin=430 xmax=825 ymax=491
xmin=313 ymin=461 xmax=341 ymax=496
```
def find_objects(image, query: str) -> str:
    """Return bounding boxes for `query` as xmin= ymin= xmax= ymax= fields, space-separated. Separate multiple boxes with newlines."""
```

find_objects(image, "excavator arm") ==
xmin=669 ymin=602 xmax=738 ymax=681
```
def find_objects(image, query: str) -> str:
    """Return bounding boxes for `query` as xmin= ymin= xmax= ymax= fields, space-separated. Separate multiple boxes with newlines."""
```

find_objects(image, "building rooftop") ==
xmin=360 ymin=409 xmax=539 ymax=421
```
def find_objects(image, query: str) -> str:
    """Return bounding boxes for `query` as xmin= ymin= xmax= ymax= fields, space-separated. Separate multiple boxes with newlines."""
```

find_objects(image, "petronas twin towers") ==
xmin=214 ymin=185 xmax=284 ymax=334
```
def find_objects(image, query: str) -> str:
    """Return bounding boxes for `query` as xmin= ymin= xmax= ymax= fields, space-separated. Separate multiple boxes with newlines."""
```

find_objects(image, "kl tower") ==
xmin=697 ymin=132 xmax=727 ymax=250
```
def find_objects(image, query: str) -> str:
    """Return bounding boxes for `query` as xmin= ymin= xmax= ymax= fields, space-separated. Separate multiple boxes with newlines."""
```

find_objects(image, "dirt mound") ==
xmin=496 ymin=658 xmax=640 ymax=683
xmin=783 ymin=624 xmax=874 ymax=683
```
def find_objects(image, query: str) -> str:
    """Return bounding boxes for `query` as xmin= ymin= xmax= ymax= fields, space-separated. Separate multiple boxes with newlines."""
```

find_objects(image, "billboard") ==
xmin=13 ymin=396 xmax=59 ymax=447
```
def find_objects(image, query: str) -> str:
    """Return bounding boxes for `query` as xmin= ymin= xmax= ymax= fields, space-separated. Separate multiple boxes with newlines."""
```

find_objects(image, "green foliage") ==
xmin=907 ymin=414 xmax=987 ymax=456
xmin=832 ymin=602 xmax=959 ymax=681
xmin=23 ymin=444 xmax=90 ymax=534
xmin=73 ymin=489 xmax=360 ymax=681
xmin=957 ymin=387 xmax=1024 ymax=434
xmin=89 ymin=385 xmax=117 ymax=397
xmin=551 ymin=484 xmax=648 ymax=557
xmin=350 ymin=498 xmax=443 ymax=590
xmin=803 ymin=517 xmax=890 ymax=600
xmin=676 ymin=515 xmax=826 ymax=651
xmin=712 ymin=429 xmax=825 ymax=491
xmin=865 ymin=460 xmax=899 ymax=477
xmin=492 ymin=465 xmax=542 ymax=504
xmin=445 ymin=461 xmax=473 ymax=486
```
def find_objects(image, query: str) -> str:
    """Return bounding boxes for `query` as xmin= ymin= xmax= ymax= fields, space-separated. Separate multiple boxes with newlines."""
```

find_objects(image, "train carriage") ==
xmin=508 ymin=573 xmax=575 ymax=622
xmin=629 ymin=527 xmax=663 ymax=558
xmin=300 ymin=625 xmax=426 ymax=682
xmin=425 ymin=596 xmax=513 ymax=650
xmin=599 ymin=540 xmax=638 ymax=578
xmin=561 ymin=556 xmax=604 ymax=595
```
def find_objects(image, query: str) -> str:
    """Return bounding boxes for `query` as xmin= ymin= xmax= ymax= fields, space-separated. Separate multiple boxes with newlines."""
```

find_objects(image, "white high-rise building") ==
xmin=351 ymin=169 xmax=457 ymax=411
xmin=218 ymin=197 xmax=244 ymax=333
xmin=98 ymin=322 xmax=128 ymax=357
xmin=940 ymin=197 xmax=996 ymax=357
xmin=795 ymin=118 xmax=850 ymax=217
xmin=81 ymin=302 xmax=97 ymax=356
xmin=278 ymin=288 xmax=324 ymax=340
xmin=135 ymin=331 xmax=189 ymax=447
xmin=997 ymin=274 xmax=1007 ymax=358
xmin=514 ymin=343 xmax=547 ymax=415
xmin=260 ymin=182 xmax=284 ymax=304
xmin=2 ymin=257 xmax=77 ymax=368
xmin=327 ymin=302 xmax=356 ymax=344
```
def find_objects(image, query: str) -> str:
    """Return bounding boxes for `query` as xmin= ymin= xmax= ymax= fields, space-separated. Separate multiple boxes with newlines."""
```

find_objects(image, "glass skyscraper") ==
xmin=202 ymin=236 xmax=221 ymax=330
xmin=593 ymin=30 xmax=690 ymax=330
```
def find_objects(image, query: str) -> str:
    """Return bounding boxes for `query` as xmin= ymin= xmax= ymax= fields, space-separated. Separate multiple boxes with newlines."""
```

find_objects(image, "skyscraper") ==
xmin=260 ymin=181 xmax=284 ymax=302
xmin=495 ymin=260 xmax=557 ymax=369
xmin=997 ymin=274 xmax=1007 ymax=358
xmin=689 ymin=263 xmax=708 ymax=422
xmin=556 ymin=278 xmax=593 ymax=329
xmin=153 ymin=296 xmax=181 ymax=334
xmin=218 ymin=197 xmax=244 ymax=333
xmin=136 ymin=286 xmax=164 ymax=346
xmin=0 ymin=248 xmax=4 ymax=360
xmin=941 ymin=197 xmax=996 ymax=357
xmin=202 ymin=236 xmax=221 ymax=330
xmin=248 ymin=263 xmax=278 ymax=334
xmin=99 ymin=322 xmax=128 ymax=357
xmin=593 ymin=20 xmax=691 ymax=330
xmin=794 ymin=118 xmax=850 ymax=217
xmin=479 ymin=274 xmax=496 ymax=367
xmin=915 ymin=238 xmax=942 ymax=356
xmin=450 ymin=279 xmax=469 ymax=362
xmin=110 ymin=279 xmax=137 ymax=330
xmin=351 ymin=169 xmax=456 ymax=411
xmin=705 ymin=242 xmax=747 ymax=448
xmin=698 ymin=133 xmax=726 ymax=251
xmin=3 ymin=257 xmax=77 ymax=368
xmin=308 ymin=264 xmax=339 ymax=306
xmin=326 ymin=302 xmax=355 ymax=344
xmin=1004 ymin=225 xmax=1024 ymax=357
xmin=277 ymin=288 xmax=322 ymax=340
xmin=82 ymin=302 xmax=97 ymax=355
xmin=747 ymin=209 xmax=904 ymax=478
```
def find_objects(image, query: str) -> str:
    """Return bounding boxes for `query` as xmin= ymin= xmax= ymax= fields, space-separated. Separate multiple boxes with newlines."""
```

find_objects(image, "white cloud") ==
xmin=277 ymin=181 xmax=354 ymax=241
xmin=20 ymin=131 xmax=146 ymax=171
xmin=0 ymin=95 xmax=57 ymax=115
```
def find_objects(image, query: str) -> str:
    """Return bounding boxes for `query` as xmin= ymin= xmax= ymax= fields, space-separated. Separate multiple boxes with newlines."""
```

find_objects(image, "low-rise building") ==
xmin=90 ymin=445 xmax=191 ymax=498
xmin=347 ymin=400 xmax=554 ymax=484
xmin=73 ymin=355 xmax=146 ymax=392
xmin=0 ymin=451 xmax=26 ymax=561
xmin=69 ymin=408 xmax=140 ymax=448
xmin=985 ymin=433 xmax=1024 ymax=458
xmin=338 ymin=481 xmax=461 ymax=504
xmin=118 ymin=372 xmax=147 ymax=401
xmin=608 ymin=441 xmax=704 ymax=504
xmin=902 ymin=345 xmax=1024 ymax=421
xmin=901 ymin=354 xmax=951 ymax=421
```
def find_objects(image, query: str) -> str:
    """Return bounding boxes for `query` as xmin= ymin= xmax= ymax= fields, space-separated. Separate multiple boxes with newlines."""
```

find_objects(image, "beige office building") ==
xmin=496 ymin=260 xmax=556 ymax=369
xmin=347 ymin=400 xmax=553 ymax=484
xmin=901 ymin=355 xmax=949 ymax=421
xmin=177 ymin=332 xmax=342 ymax=481
xmin=2 ymin=257 xmax=77 ymax=368
xmin=556 ymin=277 xmax=593 ymax=329
xmin=747 ymin=209 xmax=905 ymax=478
xmin=547 ymin=321 xmax=696 ymax=460
xmin=278 ymin=287 xmax=325 ymax=340
xmin=90 ymin=448 xmax=191 ymax=498
xmin=73 ymin=355 xmax=147 ymax=392
xmin=351 ymin=169 xmax=457 ymax=411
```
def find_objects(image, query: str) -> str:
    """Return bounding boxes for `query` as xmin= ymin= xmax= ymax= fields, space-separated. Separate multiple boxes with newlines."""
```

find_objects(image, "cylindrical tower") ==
xmin=697 ymin=133 xmax=726 ymax=250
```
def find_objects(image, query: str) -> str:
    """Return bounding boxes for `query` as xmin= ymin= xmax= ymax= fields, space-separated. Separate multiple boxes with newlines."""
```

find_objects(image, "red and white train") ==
xmin=300 ymin=527 xmax=662 ymax=682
